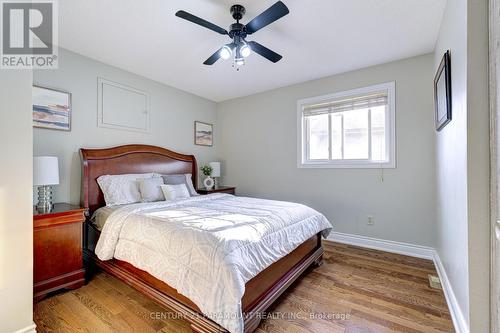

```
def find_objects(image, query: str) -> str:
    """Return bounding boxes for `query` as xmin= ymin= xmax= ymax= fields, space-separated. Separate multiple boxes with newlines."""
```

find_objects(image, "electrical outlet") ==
xmin=367 ymin=215 xmax=374 ymax=225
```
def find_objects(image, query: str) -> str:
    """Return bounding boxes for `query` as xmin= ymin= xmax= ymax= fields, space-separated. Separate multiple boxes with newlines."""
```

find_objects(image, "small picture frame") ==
xmin=33 ymin=85 xmax=72 ymax=131
xmin=194 ymin=121 xmax=213 ymax=146
xmin=434 ymin=50 xmax=452 ymax=131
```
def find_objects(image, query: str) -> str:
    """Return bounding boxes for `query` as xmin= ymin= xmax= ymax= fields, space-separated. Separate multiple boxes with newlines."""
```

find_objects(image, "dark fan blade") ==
xmin=175 ymin=10 xmax=228 ymax=35
xmin=248 ymin=41 xmax=282 ymax=63
xmin=245 ymin=1 xmax=289 ymax=34
xmin=203 ymin=48 xmax=223 ymax=65
xmin=203 ymin=44 xmax=236 ymax=65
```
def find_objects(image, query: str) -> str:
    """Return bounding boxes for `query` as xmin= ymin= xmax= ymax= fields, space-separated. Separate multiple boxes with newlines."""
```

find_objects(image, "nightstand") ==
xmin=197 ymin=186 xmax=236 ymax=195
xmin=33 ymin=203 xmax=86 ymax=301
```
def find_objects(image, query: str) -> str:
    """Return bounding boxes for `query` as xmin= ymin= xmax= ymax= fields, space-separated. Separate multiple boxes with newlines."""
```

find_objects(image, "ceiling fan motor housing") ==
xmin=230 ymin=5 xmax=246 ymax=21
xmin=229 ymin=23 xmax=246 ymax=38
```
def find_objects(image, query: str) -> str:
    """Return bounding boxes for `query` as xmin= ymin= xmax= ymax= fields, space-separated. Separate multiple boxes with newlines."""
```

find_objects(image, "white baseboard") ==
xmin=327 ymin=231 xmax=469 ymax=333
xmin=11 ymin=322 xmax=36 ymax=333
xmin=328 ymin=231 xmax=435 ymax=259
xmin=432 ymin=252 xmax=469 ymax=333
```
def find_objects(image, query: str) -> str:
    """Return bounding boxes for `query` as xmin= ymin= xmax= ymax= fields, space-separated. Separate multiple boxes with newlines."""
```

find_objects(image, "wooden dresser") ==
xmin=197 ymin=186 xmax=236 ymax=195
xmin=33 ymin=203 xmax=86 ymax=301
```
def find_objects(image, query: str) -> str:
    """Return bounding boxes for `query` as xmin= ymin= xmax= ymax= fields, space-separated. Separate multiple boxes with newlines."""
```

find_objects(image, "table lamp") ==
xmin=34 ymin=156 xmax=59 ymax=211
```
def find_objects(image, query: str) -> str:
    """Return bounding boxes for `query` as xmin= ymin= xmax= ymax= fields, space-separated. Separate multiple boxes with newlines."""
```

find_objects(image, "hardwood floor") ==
xmin=34 ymin=242 xmax=454 ymax=333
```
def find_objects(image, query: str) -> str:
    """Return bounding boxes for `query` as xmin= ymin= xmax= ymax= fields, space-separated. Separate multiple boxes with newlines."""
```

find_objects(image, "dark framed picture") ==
xmin=194 ymin=121 xmax=213 ymax=146
xmin=434 ymin=50 xmax=452 ymax=131
xmin=33 ymin=85 xmax=72 ymax=131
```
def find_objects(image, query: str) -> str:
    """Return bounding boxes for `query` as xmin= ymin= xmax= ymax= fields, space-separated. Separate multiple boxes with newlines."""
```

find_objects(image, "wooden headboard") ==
xmin=80 ymin=144 xmax=198 ymax=216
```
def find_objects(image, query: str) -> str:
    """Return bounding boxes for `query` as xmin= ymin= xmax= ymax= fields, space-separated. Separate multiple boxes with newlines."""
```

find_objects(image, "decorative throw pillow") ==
xmin=97 ymin=173 xmax=155 ymax=206
xmin=138 ymin=177 xmax=165 ymax=202
xmin=161 ymin=174 xmax=198 ymax=196
xmin=160 ymin=184 xmax=191 ymax=200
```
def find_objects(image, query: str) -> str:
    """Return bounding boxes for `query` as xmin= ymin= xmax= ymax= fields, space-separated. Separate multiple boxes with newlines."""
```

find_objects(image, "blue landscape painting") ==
xmin=33 ymin=86 xmax=71 ymax=131
xmin=195 ymin=121 xmax=213 ymax=146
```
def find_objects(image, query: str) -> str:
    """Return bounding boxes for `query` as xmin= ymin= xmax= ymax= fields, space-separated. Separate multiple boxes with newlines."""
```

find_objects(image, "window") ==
xmin=297 ymin=82 xmax=395 ymax=168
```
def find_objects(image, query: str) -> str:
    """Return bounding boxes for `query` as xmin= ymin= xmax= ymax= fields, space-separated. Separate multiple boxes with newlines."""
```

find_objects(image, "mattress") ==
xmin=90 ymin=205 xmax=122 ymax=230
xmin=94 ymin=193 xmax=333 ymax=333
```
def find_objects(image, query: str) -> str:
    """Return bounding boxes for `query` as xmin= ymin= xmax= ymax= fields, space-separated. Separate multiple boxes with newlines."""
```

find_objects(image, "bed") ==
xmin=80 ymin=144 xmax=332 ymax=333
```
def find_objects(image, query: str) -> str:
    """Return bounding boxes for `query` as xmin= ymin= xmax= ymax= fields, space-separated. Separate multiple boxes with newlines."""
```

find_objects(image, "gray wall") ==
xmin=434 ymin=0 xmax=490 ymax=331
xmin=0 ymin=71 xmax=34 ymax=332
xmin=217 ymin=54 xmax=437 ymax=247
xmin=33 ymin=48 xmax=219 ymax=204
xmin=433 ymin=0 xmax=470 ymax=326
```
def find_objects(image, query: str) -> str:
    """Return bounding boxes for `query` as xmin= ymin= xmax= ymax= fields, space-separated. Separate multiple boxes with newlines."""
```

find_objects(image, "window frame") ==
xmin=297 ymin=82 xmax=396 ymax=169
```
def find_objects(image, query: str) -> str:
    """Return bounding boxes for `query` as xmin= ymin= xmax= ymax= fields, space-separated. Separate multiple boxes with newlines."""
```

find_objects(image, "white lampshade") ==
xmin=209 ymin=162 xmax=221 ymax=177
xmin=34 ymin=156 xmax=59 ymax=186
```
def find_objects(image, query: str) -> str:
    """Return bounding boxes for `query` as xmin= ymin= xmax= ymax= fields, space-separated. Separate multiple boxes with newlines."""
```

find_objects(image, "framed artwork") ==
xmin=194 ymin=121 xmax=213 ymax=146
xmin=33 ymin=85 xmax=72 ymax=131
xmin=434 ymin=50 xmax=452 ymax=131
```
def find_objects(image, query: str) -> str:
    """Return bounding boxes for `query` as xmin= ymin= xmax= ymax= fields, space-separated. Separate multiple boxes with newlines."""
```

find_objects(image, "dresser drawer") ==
xmin=34 ymin=221 xmax=83 ymax=282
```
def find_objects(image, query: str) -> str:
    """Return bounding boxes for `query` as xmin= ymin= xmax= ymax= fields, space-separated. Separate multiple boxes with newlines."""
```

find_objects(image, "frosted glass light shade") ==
xmin=34 ymin=156 xmax=59 ymax=186
xmin=209 ymin=162 xmax=221 ymax=177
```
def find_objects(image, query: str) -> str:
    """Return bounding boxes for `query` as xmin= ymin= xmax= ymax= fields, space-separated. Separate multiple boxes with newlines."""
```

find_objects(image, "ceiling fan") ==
xmin=175 ymin=1 xmax=289 ymax=68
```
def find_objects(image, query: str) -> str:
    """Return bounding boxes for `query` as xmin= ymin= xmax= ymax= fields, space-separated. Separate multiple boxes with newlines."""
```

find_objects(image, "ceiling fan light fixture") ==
xmin=235 ymin=58 xmax=245 ymax=66
xmin=220 ymin=45 xmax=232 ymax=60
xmin=239 ymin=42 xmax=251 ymax=58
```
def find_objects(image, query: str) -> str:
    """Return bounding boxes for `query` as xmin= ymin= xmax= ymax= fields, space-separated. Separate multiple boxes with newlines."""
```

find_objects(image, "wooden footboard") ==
xmin=84 ymin=223 xmax=323 ymax=333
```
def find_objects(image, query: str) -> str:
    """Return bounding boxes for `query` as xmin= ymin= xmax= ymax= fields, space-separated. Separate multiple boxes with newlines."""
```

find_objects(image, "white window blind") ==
xmin=297 ymin=82 xmax=395 ymax=168
xmin=302 ymin=93 xmax=388 ymax=116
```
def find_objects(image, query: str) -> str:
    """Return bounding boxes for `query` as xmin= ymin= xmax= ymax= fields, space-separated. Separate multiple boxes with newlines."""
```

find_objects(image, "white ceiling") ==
xmin=58 ymin=0 xmax=446 ymax=102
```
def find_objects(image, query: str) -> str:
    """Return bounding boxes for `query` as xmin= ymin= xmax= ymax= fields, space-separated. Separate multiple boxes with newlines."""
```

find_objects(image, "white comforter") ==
xmin=95 ymin=194 xmax=332 ymax=333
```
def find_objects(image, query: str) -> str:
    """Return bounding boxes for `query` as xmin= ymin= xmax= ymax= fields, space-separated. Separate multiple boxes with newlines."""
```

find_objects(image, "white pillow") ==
xmin=138 ymin=177 xmax=165 ymax=202
xmin=97 ymin=173 xmax=156 ymax=206
xmin=160 ymin=184 xmax=191 ymax=200
xmin=160 ymin=173 xmax=199 ymax=196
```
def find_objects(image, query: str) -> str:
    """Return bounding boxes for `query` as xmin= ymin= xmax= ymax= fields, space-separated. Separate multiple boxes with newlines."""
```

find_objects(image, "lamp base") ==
xmin=37 ymin=185 xmax=53 ymax=212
